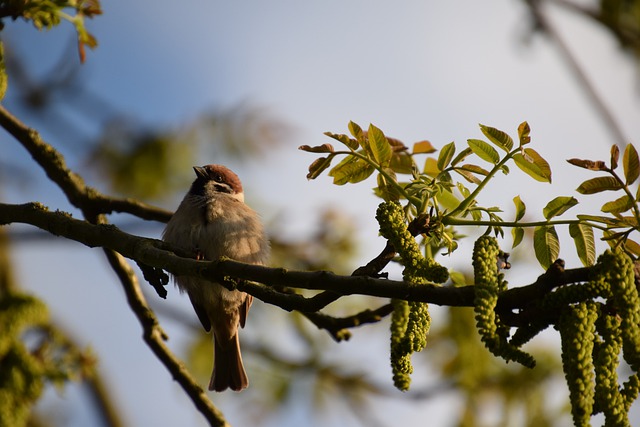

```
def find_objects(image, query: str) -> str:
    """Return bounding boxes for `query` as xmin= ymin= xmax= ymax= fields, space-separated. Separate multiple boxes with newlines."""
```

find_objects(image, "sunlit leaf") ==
xmin=601 ymin=194 xmax=634 ymax=214
xmin=348 ymin=121 xmax=364 ymax=141
xmin=611 ymin=145 xmax=620 ymax=170
xmin=436 ymin=187 xmax=462 ymax=211
xmin=324 ymin=131 xmax=358 ymax=150
xmin=533 ymin=225 xmax=560 ymax=270
xmin=413 ymin=140 xmax=437 ymax=154
xmin=467 ymin=139 xmax=500 ymax=164
xmin=458 ymin=164 xmax=490 ymax=176
xmin=451 ymin=147 xmax=473 ymax=167
xmin=479 ymin=124 xmax=513 ymax=152
xmin=566 ymin=158 xmax=608 ymax=171
xmin=328 ymin=155 xmax=374 ymax=185
xmin=513 ymin=148 xmax=552 ymax=183
xmin=454 ymin=168 xmax=481 ymax=184
xmin=569 ymin=223 xmax=596 ymax=266
xmin=576 ymin=176 xmax=622 ymax=194
xmin=424 ymin=157 xmax=439 ymax=177
xmin=389 ymin=152 xmax=414 ymax=174
xmin=512 ymin=226 xmax=524 ymax=249
xmin=623 ymin=144 xmax=640 ymax=185
xmin=437 ymin=141 xmax=456 ymax=171
xmin=299 ymin=143 xmax=334 ymax=153
xmin=367 ymin=124 xmax=392 ymax=167
xmin=517 ymin=121 xmax=531 ymax=146
xmin=306 ymin=156 xmax=333 ymax=180
xmin=513 ymin=195 xmax=526 ymax=222
xmin=576 ymin=214 xmax=620 ymax=226
xmin=625 ymin=239 xmax=640 ymax=257
xmin=542 ymin=196 xmax=578 ymax=220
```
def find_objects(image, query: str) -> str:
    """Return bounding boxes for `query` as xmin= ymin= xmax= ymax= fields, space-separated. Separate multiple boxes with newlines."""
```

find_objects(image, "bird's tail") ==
xmin=209 ymin=333 xmax=248 ymax=392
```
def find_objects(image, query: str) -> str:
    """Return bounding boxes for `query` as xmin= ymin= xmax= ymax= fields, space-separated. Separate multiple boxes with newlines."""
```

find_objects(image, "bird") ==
xmin=163 ymin=164 xmax=270 ymax=391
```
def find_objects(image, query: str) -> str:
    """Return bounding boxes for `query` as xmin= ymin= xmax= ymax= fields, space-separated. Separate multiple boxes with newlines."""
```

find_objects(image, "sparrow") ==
xmin=163 ymin=164 xmax=270 ymax=391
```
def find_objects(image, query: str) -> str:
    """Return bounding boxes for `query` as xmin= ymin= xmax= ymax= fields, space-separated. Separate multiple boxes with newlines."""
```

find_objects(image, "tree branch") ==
xmin=0 ymin=202 xmax=594 ymax=319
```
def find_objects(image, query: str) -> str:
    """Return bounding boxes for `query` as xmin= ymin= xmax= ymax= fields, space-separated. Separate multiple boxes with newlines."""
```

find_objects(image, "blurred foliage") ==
xmin=4 ymin=0 xmax=640 ymax=426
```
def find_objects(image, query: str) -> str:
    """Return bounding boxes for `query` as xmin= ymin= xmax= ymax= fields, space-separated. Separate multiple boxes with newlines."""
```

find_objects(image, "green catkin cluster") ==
xmin=0 ymin=293 xmax=49 ymax=427
xmin=600 ymin=250 xmax=640 ymax=372
xmin=558 ymin=301 xmax=598 ymax=427
xmin=472 ymin=236 xmax=535 ymax=368
xmin=593 ymin=312 xmax=628 ymax=426
xmin=377 ymin=202 xmax=442 ymax=391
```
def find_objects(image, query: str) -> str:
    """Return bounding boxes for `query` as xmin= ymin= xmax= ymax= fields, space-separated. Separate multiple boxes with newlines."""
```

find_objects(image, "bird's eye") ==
xmin=213 ymin=174 xmax=224 ymax=183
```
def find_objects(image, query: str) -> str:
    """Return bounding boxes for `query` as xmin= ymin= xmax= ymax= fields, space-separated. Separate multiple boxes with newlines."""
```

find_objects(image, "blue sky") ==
xmin=4 ymin=1 xmax=640 ymax=426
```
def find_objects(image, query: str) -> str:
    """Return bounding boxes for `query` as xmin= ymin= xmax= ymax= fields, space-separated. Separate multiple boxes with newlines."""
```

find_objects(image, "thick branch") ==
xmin=0 ymin=105 xmax=172 ymax=222
xmin=0 ymin=202 xmax=594 ymax=316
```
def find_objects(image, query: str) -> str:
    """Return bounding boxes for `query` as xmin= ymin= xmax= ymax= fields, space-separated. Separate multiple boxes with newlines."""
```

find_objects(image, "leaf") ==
xmin=450 ymin=147 xmax=473 ymax=167
xmin=513 ymin=148 xmax=552 ymax=183
xmin=512 ymin=227 xmax=524 ymax=249
xmin=623 ymin=144 xmax=640 ymax=185
xmin=424 ymin=157 xmax=439 ymax=177
xmin=625 ymin=239 xmax=640 ymax=257
xmin=601 ymin=194 xmax=634 ymax=214
xmin=479 ymin=124 xmax=514 ymax=152
xmin=611 ymin=145 xmax=620 ymax=170
xmin=389 ymin=152 xmax=414 ymax=174
xmin=453 ymin=168 xmax=481 ymax=184
xmin=569 ymin=223 xmax=595 ymax=266
xmin=566 ymin=158 xmax=608 ymax=171
xmin=513 ymin=195 xmax=526 ymax=221
xmin=437 ymin=141 xmax=456 ymax=171
xmin=542 ymin=196 xmax=578 ymax=220
xmin=533 ymin=225 xmax=560 ymax=270
xmin=517 ymin=121 xmax=531 ymax=146
xmin=458 ymin=164 xmax=490 ymax=176
xmin=306 ymin=156 xmax=333 ymax=180
xmin=367 ymin=124 xmax=392 ymax=167
xmin=299 ymin=143 xmax=334 ymax=153
xmin=576 ymin=214 xmax=620 ymax=226
xmin=328 ymin=156 xmax=374 ymax=185
xmin=467 ymin=139 xmax=500 ymax=164
xmin=413 ymin=140 xmax=437 ymax=154
xmin=576 ymin=176 xmax=622 ymax=194
xmin=324 ymin=131 xmax=358 ymax=150
xmin=376 ymin=170 xmax=401 ymax=201
xmin=348 ymin=121 xmax=364 ymax=141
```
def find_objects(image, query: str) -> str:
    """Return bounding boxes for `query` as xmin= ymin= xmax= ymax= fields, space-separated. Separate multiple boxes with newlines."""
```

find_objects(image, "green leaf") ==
xmin=517 ymin=121 xmax=531 ymax=146
xmin=623 ymin=144 xmax=640 ymax=185
xmin=576 ymin=214 xmax=620 ymax=226
xmin=306 ymin=156 xmax=333 ymax=180
xmin=576 ymin=176 xmax=622 ymax=194
xmin=533 ymin=225 xmax=560 ymax=270
xmin=569 ymin=223 xmax=595 ymax=266
xmin=299 ymin=143 xmax=334 ymax=153
xmin=625 ymin=239 xmax=640 ymax=257
xmin=348 ymin=121 xmax=364 ymax=141
xmin=450 ymin=147 xmax=473 ymax=167
xmin=479 ymin=124 xmax=514 ymax=152
xmin=601 ymin=194 xmax=634 ymax=214
xmin=458 ymin=164 xmax=490 ymax=176
xmin=453 ymin=168 xmax=481 ymax=184
xmin=389 ymin=152 xmax=414 ymax=174
xmin=324 ymin=132 xmax=358 ymax=150
xmin=542 ymin=196 xmax=578 ymax=220
xmin=367 ymin=124 xmax=392 ymax=167
xmin=376 ymin=170 xmax=401 ymax=201
xmin=513 ymin=195 xmax=526 ymax=221
xmin=413 ymin=140 xmax=437 ymax=154
xmin=467 ymin=139 xmax=500 ymax=164
xmin=513 ymin=148 xmax=552 ymax=183
xmin=424 ymin=157 xmax=439 ymax=177
xmin=437 ymin=141 xmax=456 ymax=171
xmin=512 ymin=226 xmax=524 ymax=249
xmin=328 ymin=155 xmax=374 ymax=185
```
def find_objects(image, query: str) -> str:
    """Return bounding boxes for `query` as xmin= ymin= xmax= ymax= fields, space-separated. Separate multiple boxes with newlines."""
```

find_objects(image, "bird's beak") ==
xmin=193 ymin=166 xmax=208 ymax=179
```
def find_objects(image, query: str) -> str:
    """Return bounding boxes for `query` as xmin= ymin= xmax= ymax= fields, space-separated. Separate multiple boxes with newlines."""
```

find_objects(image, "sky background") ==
xmin=3 ymin=0 xmax=640 ymax=426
